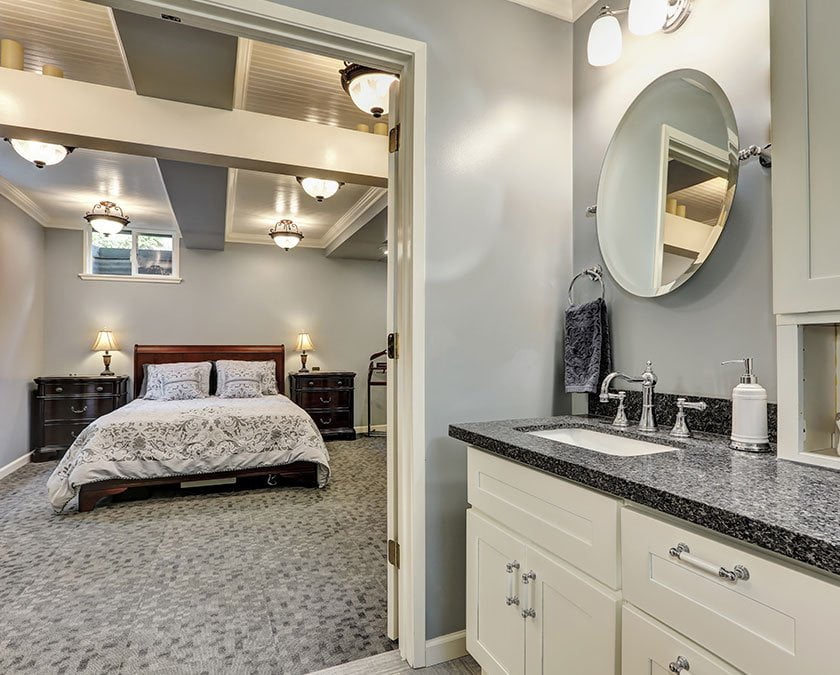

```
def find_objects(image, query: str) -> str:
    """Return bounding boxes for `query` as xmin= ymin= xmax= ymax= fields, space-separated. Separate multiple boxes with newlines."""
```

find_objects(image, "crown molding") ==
xmin=0 ymin=175 xmax=51 ymax=227
xmin=503 ymin=0 xmax=599 ymax=21
xmin=321 ymin=186 xmax=387 ymax=252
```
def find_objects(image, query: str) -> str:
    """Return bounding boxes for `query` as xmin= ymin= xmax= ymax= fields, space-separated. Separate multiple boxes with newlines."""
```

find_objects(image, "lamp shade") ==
xmin=295 ymin=332 xmax=315 ymax=352
xmin=628 ymin=0 xmax=667 ymax=35
xmin=297 ymin=177 xmax=343 ymax=202
xmin=7 ymin=139 xmax=72 ymax=169
xmin=91 ymin=329 xmax=118 ymax=352
xmin=587 ymin=11 xmax=622 ymax=66
xmin=339 ymin=63 xmax=398 ymax=118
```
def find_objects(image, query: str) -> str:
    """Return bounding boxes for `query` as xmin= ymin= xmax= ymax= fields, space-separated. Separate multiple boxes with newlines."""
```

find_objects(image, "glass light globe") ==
xmin=587 ymin=13 xmax=622 ymax=67
xmin=628 ymin=0 xmax=668 ymax=35
xmin=9 ymin=139 xmax=69 ymax=168
xmin=88 ymin=215 xmax=126 ymax=235
xmin=272 ymin=233 xmax=302 ymax=250
xmin=297 ymin=177 xmax=342 ymax=202
xmin=347 ymin=72 xmax=398 ymax=117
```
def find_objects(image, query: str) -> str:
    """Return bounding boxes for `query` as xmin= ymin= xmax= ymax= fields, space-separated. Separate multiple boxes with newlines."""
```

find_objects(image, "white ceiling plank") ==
xmin=0 ymin=67 xmax=388 ymax=187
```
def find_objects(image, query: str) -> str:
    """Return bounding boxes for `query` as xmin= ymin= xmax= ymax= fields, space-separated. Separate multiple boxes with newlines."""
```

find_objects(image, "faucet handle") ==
xmin=606 ymin=391 xmax=629 ymax=428
xmin=670 ymin=398 xmax=707 ymax=438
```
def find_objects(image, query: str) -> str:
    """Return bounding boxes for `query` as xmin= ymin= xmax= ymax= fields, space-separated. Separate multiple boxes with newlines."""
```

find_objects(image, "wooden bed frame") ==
xmin=77 ymin=344 xmax=319 ymax=512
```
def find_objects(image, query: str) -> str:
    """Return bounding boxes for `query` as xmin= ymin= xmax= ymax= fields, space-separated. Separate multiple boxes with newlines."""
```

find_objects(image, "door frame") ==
xmin=88 ymin=0 xmax=428 ymax=665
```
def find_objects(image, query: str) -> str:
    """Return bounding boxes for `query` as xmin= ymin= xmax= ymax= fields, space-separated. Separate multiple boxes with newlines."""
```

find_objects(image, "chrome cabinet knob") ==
xmin=669 ymin=656 xmax=689 ymax=673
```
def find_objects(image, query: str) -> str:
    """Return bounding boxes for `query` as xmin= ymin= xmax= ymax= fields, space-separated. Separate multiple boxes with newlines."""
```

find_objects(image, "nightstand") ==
xmin=32 ymin=375 xmax=129 ymax=462
xmin=289 ymin=372 xmax=356 ymax=441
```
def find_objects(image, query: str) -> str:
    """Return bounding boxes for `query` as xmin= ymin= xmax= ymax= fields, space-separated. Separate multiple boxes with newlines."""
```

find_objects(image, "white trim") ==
xmin=233 ymin=38 xmax=253 ymax=109
xmin=79 ymin=273 xmax=183 ymax=283
xmin=0 ymin=175 xmax=51 ymax=227
xmin=83 ymin=223 xmax=182 ymax=281
xmin=0 ymin=451 xmax=31 ymax=481
xmin=425 ymin=630 xmax=468 ymax=667
xmin=323 ymin=187 xmax=388 ymax=255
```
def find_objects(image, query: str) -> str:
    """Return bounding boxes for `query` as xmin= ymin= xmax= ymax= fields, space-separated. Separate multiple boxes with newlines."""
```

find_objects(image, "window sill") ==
xmin=78 ymin=274 xmax=182 ymax=284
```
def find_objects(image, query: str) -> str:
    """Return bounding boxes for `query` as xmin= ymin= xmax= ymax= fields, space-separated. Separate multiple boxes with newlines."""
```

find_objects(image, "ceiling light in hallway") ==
xmin=5 ymin=138 xmax=74 ymax=169
xmin=297 ymin=177 xmax=344 ymax=202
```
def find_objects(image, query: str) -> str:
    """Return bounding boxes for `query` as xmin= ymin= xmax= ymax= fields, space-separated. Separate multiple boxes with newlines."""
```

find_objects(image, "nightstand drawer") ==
xmin=310 ymin=409 xmax=352 ymax=430
xmin=296 ymin=375 xmax=353 ymax=390
xmin=41 ymin=381 xmax=117 ymax=396
xmin=43 ymin=397 xmax=116 ymax=422
xmin=43 ymin=422 xmax=89 ymax=447
xmin=297 ymin=390 xmax=351 ymax=410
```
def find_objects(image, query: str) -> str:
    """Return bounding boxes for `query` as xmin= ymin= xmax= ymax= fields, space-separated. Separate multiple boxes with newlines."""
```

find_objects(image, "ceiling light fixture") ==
xmin=587 ymin=0 xmax=693 ymax=67
xmin=83 ymin=200 xmax=130 ymax=235
xmin=5 ymin=138 xmax=74 ymax=169
xmin=269 ymin=219 xmax=304 ymax=251
xmin=339 ymin=62 xmax=398 ymax=118
xmin=296 ymin=177 xmax=344 ymax=202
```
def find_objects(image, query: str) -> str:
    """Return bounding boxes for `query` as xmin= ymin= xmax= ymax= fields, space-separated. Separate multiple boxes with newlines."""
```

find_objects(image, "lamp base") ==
xmin=298 ymin=351 xmax=309 ymax=373
xmin=101 ymin=352 xmax=115 ymax=377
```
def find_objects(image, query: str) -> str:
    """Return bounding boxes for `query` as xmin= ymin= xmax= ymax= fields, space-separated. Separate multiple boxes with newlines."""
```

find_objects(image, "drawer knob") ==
xmin=308 ymin=381 xmax=315 ymax=387
xmin=668 ymin=656 xmax=690 ymax=673
xmin=337 ymin=380 xmax=343 ymax=385
xmin=319 ymin=396 xmax=332 ymax=404
xmin=96 ymin=386 xmax=104 ymax=392
xmin=55 ymin=387 xmax=63 ymax=393
xmin=668 ymin=542 xmax=751 ymax=583
xmin=71 ymin=405 xmax=88 ymax=415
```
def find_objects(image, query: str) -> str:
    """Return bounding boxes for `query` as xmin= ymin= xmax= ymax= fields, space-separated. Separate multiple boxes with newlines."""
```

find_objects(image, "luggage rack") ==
xmin=367 ymin=349 xmax=387 ymax=437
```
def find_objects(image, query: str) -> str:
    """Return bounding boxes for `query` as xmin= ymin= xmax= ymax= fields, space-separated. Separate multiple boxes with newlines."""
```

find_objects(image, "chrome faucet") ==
xmin=600 ymin=361 xmax=658 ymax=433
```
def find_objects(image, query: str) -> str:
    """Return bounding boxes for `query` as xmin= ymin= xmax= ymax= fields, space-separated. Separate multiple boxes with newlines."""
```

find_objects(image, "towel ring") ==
xmin=568 ymin=265 xmax=605 ymax=306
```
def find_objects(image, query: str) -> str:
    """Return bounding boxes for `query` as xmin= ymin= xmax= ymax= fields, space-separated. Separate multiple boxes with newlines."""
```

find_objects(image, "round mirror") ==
xmin=596 ymin=69 xmax=738 ymax=297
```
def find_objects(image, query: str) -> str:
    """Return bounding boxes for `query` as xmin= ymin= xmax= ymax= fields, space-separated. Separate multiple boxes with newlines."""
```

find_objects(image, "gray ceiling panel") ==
xmin=157 ymin=159 xmax=227 ymax=250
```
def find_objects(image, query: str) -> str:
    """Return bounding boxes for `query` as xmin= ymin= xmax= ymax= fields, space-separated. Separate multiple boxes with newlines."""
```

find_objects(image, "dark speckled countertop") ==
xmin=449 ymin=415 xmax=840 ymax=577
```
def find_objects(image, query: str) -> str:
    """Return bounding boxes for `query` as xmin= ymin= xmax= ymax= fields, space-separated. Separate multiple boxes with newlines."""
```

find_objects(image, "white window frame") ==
xmin=80 ymin=224 xmax=182 ymax=283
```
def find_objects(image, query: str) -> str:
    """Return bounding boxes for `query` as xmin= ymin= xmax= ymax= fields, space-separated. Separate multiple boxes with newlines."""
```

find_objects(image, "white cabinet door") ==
xmin=772 ymin=0 xmax=840 ymax=312
xmin=467 ymin=509 xmax=526 ymax=675
xmin=523 ymin=545 xmax=620 ymax=675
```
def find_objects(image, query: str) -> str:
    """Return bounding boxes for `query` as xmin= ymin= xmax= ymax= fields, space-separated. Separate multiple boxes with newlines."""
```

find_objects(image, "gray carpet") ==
xmin=0 ymin=437 xmax=396 ymax=674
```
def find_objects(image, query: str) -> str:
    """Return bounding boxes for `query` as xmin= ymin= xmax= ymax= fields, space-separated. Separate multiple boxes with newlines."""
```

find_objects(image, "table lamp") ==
xmin=295 ymin=331 xmax=315 ymax=373
xmin=91 ymin=328 xmax=118 ymax=376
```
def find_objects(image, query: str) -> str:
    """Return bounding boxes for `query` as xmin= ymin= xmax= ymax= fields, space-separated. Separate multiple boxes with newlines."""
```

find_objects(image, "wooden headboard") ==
xmin=133 ymin=345 xmax=285 ymax=398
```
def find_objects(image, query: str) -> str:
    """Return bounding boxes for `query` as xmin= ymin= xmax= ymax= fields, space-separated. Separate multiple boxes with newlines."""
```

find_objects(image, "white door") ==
xmin=523 ymin=545 xmax=620 ymax=675
xmin=467 ymin=510 xmax=527 ymax=675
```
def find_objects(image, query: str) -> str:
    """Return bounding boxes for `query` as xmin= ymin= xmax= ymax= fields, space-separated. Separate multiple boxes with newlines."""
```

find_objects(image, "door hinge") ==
xmin=388 ymin=539 xmax=401 ymax=568
xmin=387 ymin=333 xmax=399 ymax=360
xmin=389 ymin=124 xmax=401 ymax=153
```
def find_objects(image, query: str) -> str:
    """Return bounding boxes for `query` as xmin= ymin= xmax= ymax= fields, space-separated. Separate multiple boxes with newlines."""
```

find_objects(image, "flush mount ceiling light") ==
xmin=339 ymin=62 xmax=398 ymax=118
xmin=296 ymin=177 xmax=344 ymax=202
xmin=588 ymin=0 xmax=693 ymax=66
xmin=269 ymin=219 xmax=304 ymax=251
xmin=83 ymin=200 xmax=130 ymax=235
xmin=4 ymin=138 xmax=74 ymax=169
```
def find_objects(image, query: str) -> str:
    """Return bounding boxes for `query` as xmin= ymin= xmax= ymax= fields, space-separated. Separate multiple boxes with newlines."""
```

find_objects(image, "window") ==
xmin=82 ymin=226 xmax=181 ymax=283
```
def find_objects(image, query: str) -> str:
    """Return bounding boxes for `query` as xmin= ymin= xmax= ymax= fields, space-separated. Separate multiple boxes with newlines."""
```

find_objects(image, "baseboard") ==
xmin=354 ymin=424 xmax=387 ymax=434
xmin=0 ymin=451 xmax=31 ymax=481
xmin=425 ymin=630 xmax=467 ymax=667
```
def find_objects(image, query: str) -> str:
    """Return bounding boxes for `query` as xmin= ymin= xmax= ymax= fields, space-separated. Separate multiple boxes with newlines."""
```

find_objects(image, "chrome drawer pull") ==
xmin=70 ymin=405 xmax=88 ymax=414
xmin=319 ymin=396 xmax=332 ymax=404
xmin=505 ymin=561 xmax=520 ymax=606
xmin=669 ymin=543 xmax=750 ymax=583
xmin=669 ymin=656 xmax=690 ymax=673
xmin=520 ymin=571 xmax=536 ymax=618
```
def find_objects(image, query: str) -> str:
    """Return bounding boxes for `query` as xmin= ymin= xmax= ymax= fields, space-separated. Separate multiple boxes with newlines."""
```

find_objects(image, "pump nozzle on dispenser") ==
xmin=722 ymin=357 xmax=770 ymax=452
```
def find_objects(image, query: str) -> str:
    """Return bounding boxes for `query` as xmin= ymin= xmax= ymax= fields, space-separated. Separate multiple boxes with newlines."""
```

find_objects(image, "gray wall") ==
xmin=43 ymin=229 xmax=387 ymax=426
xmin=0 ymin=196 xmax=44 ymax=467
xmin=573 ymin=0 xmax=775 ymax=401
xmin=266 ymin=0 xmax=575 ymax=638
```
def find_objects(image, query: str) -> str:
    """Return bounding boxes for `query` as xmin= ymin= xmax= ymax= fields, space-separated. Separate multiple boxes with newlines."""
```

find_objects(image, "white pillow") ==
xmin=144 ymin=362 xmax=212 ymax=400
xmin=215 ymin=360 xmax=266 ymax=398
xmin=215 ymin=360 xmax=277 ymax=396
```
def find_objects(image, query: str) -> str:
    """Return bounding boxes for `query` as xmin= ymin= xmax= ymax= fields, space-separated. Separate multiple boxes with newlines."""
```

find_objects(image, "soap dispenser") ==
xmin=721 ymin=358 xmax=770 ymax=453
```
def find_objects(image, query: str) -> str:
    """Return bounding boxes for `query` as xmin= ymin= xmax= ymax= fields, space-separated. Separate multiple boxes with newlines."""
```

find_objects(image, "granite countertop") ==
xmin=449 ymin=415 xmax=840 ymax=577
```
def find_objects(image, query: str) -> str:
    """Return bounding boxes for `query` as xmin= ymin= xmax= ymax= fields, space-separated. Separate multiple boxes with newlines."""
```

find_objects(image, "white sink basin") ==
xmin=527 ymin=427 xmax=675 ymax=457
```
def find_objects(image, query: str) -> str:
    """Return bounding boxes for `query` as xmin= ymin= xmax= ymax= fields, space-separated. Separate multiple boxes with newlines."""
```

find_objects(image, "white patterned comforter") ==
xmin=47 ymin=395 xmax=330 ymax=512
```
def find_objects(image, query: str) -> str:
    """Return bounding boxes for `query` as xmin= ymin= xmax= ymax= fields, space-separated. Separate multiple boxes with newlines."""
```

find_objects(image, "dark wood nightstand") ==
xmin=32 ymin=376 xmax=129 ymax=462
xmin=289 ymin=372 xmax=356 ymax=441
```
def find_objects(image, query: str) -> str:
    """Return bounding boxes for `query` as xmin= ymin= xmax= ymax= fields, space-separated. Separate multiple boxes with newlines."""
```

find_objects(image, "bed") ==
xmin=47 ymin=345 xmax=330 ymax=513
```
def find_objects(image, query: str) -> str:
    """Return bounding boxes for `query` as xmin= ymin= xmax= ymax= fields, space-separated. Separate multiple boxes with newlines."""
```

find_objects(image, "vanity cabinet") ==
xmin=465 ymin=446 xmax=840 ymax=674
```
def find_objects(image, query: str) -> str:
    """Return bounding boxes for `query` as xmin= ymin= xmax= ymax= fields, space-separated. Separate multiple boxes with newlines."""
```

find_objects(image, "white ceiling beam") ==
xmin=0 ymin=68 xmax=388 ymax=187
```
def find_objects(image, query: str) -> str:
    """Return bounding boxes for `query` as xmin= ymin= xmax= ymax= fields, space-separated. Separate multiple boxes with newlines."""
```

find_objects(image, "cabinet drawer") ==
xmin=622 ymin=508 xmax=840 ymax=674
xmin=309 ymin=410 xmax=352 ymax=430
xmin=297 ymin=390 xmax=351 ymax=410
xmin=467 ymin=447 xmax=620 ymax=589
xmin=296 ymin=375 xmax=352 ymax=390
xmin=41 ymin=381 xmax=117 ymax=396
xmin=622 ymin=605 xmax=741 ymax=675
xmin=43 ymin=422 xmax=89 ymax=448
xmin=43 ymin=397 xmax=115 ymax=422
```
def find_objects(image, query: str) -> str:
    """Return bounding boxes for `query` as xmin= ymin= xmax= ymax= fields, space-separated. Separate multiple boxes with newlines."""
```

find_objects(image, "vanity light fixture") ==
xmin=83 ymin=200 xmax=130 ymax=235
xmin=588 ymin=0 xmax=694 ymax=66
xmin=4 ymin=137 xmax=74 ymax=169
xmin=339 ymin=62 xmax=398 ymax=118
xmin=269 ymin=219 xmax=304 ymax=251
xmin=296 ymin=177 xmax=344 ymax=202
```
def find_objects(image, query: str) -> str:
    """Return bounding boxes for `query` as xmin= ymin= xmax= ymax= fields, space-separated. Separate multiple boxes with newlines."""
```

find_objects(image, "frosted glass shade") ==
xmin=9 ymin=139 xmax=69 ymax=168
xmin=628 ymin=0 xmax=668 ymax=35
xmin=347 ymin=72 xmax=397 ymax=117
xmin=91 ymin=329 xmax=118 ymax=352
xmin=297 ymin=177 xmax=343 ymax=202
xmin=295 ymin=332 xmax=315 ymax=352
xmin=587 ymin=13 xmax=622 ymax=67
xmin=87 ymin=215 xmax=126 ymax=235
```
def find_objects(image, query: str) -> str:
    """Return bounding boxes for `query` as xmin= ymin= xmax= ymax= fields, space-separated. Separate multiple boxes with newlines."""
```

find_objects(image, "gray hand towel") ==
xmin=564 ymin=297 xmax=612 ymax=394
